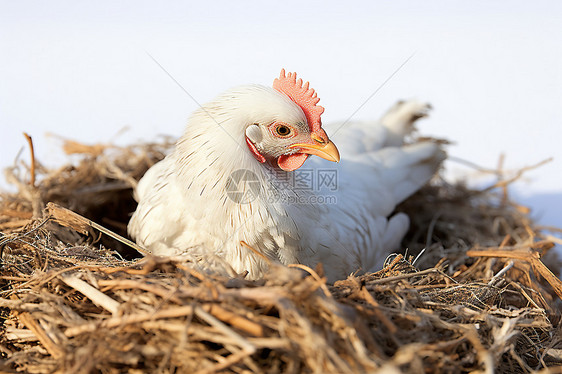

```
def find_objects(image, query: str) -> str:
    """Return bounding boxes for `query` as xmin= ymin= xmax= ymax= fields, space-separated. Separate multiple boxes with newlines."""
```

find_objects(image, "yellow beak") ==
xmin=289 ymin=140 xmax=340 ymax=163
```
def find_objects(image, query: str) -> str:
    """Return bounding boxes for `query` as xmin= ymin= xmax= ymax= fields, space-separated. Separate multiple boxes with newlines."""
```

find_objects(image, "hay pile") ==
xmin=0 ymin=137 xmax=561 ymax=373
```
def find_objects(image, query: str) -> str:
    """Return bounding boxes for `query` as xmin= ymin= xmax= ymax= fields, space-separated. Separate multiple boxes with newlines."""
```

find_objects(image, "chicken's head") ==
xmin=244 ymin=69 xmax=340 ymax=172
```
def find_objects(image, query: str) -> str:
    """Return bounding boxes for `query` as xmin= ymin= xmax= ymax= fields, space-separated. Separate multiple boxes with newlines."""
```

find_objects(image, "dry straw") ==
xmin=0 ymin=135 xmax=560 ymax=373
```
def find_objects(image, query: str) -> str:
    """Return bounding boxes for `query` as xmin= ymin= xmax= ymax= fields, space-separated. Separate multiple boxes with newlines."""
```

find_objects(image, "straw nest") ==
xmin=0 ymin=135 xmax=561 ymax=373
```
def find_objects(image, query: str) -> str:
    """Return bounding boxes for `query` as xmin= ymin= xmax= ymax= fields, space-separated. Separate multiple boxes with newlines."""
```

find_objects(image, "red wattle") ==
xmin=277 ymin=153 xmax=309 ymax=171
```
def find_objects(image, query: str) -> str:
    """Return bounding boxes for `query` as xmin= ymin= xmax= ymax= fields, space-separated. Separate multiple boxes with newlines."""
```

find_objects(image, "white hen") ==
xmin=128 ymin=70 xmax=445 ymax=282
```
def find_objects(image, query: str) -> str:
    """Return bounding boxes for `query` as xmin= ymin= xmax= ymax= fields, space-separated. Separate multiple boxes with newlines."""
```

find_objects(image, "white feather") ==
xmin=128 ymin=85 xmax=445 ymax=282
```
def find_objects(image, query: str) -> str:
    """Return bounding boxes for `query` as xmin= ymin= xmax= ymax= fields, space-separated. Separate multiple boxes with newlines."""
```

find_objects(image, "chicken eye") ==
xmin=275 ymin=124 xmax=292 ymax=137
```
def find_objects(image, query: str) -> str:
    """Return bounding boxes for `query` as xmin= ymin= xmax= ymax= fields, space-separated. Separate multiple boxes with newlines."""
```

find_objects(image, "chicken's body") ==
xmin=128 ymin=73 xmax=444 ymax=282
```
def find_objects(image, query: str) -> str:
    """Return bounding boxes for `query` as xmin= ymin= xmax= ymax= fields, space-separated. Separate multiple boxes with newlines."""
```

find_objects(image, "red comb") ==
xmin=273 ymin=69 xmax=324 ymax=133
